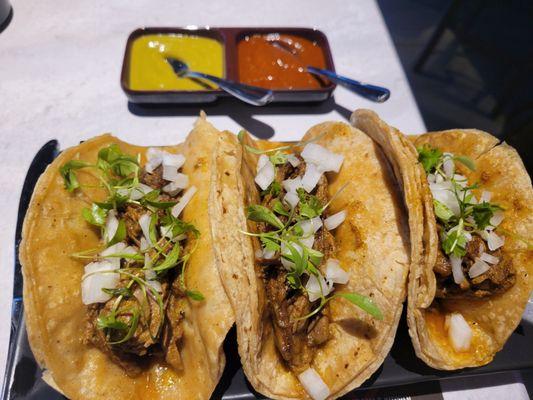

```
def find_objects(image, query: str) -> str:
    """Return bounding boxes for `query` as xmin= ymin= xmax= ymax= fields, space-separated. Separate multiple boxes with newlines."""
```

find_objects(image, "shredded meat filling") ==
xmin=84 ymin=165 xmax=187 ymax=376
xmin=258 ymin=157 xmax=332 ymax=371
xmin=434 ymin=232 xmax=516 ymax=299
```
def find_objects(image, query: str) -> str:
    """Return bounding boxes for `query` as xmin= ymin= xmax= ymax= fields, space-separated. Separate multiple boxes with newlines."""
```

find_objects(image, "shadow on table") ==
xmin=128 ymin=96 xmax=353 ymax=139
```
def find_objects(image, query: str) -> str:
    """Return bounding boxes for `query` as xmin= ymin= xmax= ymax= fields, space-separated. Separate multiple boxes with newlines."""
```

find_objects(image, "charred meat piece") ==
xmin=307 ymin=315 xmax=330 ymax=347
xmin=433 ymin=248 xmax=452 ymax=277
xmin=84 ymin=305 xmax=144 ymax=377
xmin=258 ymin=155 xmax=332 ymax=370
xmin=122 ymin=204 xmax=145 ymax=245
xmin=264 ymin=268 xmax=312 ymax=370
xmin=434 ymin=230 xmax=515 ymax=299
xmin=140 ymin=165 xmax=166 ymax=189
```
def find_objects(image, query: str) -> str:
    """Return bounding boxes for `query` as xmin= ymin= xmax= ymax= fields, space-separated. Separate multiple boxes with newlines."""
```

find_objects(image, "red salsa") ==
xmin=237 ymin=33 xmax=328 ymax=90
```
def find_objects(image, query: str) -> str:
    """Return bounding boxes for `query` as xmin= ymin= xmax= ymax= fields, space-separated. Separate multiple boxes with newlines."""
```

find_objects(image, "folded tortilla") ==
xmin=20 ymin=116 xmax=234 ymax=399
xmin=210 ymin=121 xmax=409 ymax=398
xmin=351 ymin=108 xmax=533 ymax=370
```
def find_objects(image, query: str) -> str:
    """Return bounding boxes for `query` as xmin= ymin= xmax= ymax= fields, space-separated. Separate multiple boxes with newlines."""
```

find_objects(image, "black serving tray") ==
xmin=3 ymin=140 xmax=533 ymax=399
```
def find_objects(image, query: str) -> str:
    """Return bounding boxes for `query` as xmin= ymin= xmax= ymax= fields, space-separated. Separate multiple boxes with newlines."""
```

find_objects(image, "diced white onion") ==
xmin=480 ymin=252 xmax=499 ymax=265
xmin=301 ymin=143 xmax=344 ymax=173
xmin=287 ymin=153 xmax=301 ymax=167
xmin=480 ymin=190 xmax=492 ymax=203
xmin=257 ymin=154 xmax=269 ymax=172
xmin=163 ymin=178 xmax=188 ymax=195
xmin=139 ymin=213 xmax=152 ymax=245
xmin=162 ymin=152 xmax=185 ymax=169
xmin=299 ymin=216 xmax=323 ymax=236
xmin=325 ymin=259 xmax=349 ymax=284
xmin=324 ymin=210 xmax=346 ymax=231
xmin=450 ymin=255 xmax=465 ymax=284
xmin=435 ymin=174 xmax=444 ymax=183
xmin=430 ymin=181 xmax=460 ymax=216
xmin=140 ymin=237 xmax=149 ymax=251
xmin=262 ymin=248 xmax=276 ymax=259
xmin=300 ymin=235 xmax=315 ymax=249
xmin=305 ymin=272 xmax=333 ymax=302
xmin=81 ymin=261 xmax=119 ymax=304
xmin=171 ymin=186 xmax=197 ymax=218
xmin=160 ymin=225 xmax=173 ymax=239
xmin=463 ymin=231 xmax=472 ymax=242
xmin=282 ymin=177 xmax=303 ymax=193
xmin=443 ymin=155 xmax=454 ymax=178
xmin=144 ymin=268 xmax=162 ymax=293
xmin=255 ymin=159 xmax=275 ymax=191
xmin=101 ymin=242 xmax=126 ymax=268
xmin=469 ymin=258 xmax=491 ymax=278
xmin=284 ymin=191 xmax=299 ymax=209
xmin=129 ymin=183 xmax=154 ymax=200
xmin=104 ymin=210 xmax=119 ymax=243
xmin=445 ymin=313 xmax=472 ymax=352
xmin=486 ymin=231 xmax=504 ymax=251
xmin=162 ymin=165 xmax=180 ymax=182
xmin=301 ymin=163 xmax=323 ymax=193
xmin=145 ymin=148 xmax=165 ymax=173
xmin=488 ymin=211 xmax=504 ymax=230
xmin=297 ymin=368 xmax=331 ymax=400
xmin=427 ymin=174 xmax=436 ymax=183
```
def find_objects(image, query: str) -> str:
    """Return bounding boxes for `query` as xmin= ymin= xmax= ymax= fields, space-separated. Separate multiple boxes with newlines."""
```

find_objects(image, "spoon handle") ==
xmin=184 ymin=71 xmax=273 ymax=106
xmin=307 ymin=66 xmax=390 ymax=103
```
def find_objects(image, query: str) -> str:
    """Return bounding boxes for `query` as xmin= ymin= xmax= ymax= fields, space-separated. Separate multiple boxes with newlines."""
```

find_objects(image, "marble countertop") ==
xmin=0 ymin=1 xmax=528 ymax=398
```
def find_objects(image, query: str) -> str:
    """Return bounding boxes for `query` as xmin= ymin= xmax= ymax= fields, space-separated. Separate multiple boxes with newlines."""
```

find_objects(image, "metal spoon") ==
xmin=306 ymin=66 xmax=390 ymax=103
xmin=270 ymin=39 xmax=390 ymax=103
xmin=166 ymin=57 xmax=273 ymax=106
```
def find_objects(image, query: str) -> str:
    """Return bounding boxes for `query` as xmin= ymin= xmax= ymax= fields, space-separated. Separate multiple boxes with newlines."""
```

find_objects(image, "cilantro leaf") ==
xmin=441 ymin=227 xmax=467 ymax=257
xmin=140 ymin=190 xmax=177 ymax=209
xmin=152 ymin=244 xmax=181 ymax=272
xmin=82 ymin=203 xmax=108 ymax=227
xmin=272 ymin=199 xmax=289 ymax=216
xmin=246 ymin=205 xmax=284 ymax=229
xmin=101 ymin=287 xmax=133 ymax=298
xmin=454 ymin=155 xmax=476 ymax=171
xmin=269 ymin=151 xmax=288 ymax=166
xmin=107 ymin=219 xmax=126 ymax=246
xmin=417 ymin=145 xmax=442 ymax=174
xmin=261 ymin=181 xmax=281 ymax=197
xmin=161 ymin=212 xmax=200 ymax=238
xmin=297 ymin=188 xmax=323 ymax=219
xmin=59 ymin=160 xmax=92 ymax=192
xmin=97 ymin=313 xmax=129 ymax=331
xmin=433 ymin=199 xmax=454 ymax=223
xmin=472 ymin=202 xmax=503 ymax=230
xmin=97 ymin=144 xmax=139 ymax=177
xmin=260 ymin=234 xmax=281 ymax=252
xmin=185 ymin=290 xmax=205 ymax=301
xmin=334 ymin=293 xmax=383 ymax=320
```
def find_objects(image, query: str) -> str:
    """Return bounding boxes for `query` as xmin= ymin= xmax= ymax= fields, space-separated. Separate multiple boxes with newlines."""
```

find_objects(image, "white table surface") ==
xmin=0 ymin=1 xmax=528 ymax=399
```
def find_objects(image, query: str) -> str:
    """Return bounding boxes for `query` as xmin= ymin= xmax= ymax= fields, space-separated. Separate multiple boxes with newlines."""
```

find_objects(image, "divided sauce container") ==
xmin=121 ymin=27 xmax=336 ymax=104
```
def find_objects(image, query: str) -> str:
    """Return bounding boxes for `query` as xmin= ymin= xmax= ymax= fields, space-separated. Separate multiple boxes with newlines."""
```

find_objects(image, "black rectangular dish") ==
xmin=3 ymin=141 xmax=533 ymax=399
xmin=121 ymin=27 xmax=336 ymax=104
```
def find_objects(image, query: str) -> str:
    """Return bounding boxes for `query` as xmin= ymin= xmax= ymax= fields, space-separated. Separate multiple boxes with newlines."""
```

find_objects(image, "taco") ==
xmin=20 ymin=116 xmax=234 ymax=399
xmin=210 ymin=122 xmax=410 ymax=399
xmin=351 ymin=109 xmax=533 ymax=370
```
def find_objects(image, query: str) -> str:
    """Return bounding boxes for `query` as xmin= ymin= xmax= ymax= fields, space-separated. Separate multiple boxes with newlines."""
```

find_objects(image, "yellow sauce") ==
xmin=425 ymin=309 xmax=494 ymax=366
xmin=128 ymin=34 xmax=224 ymax=91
